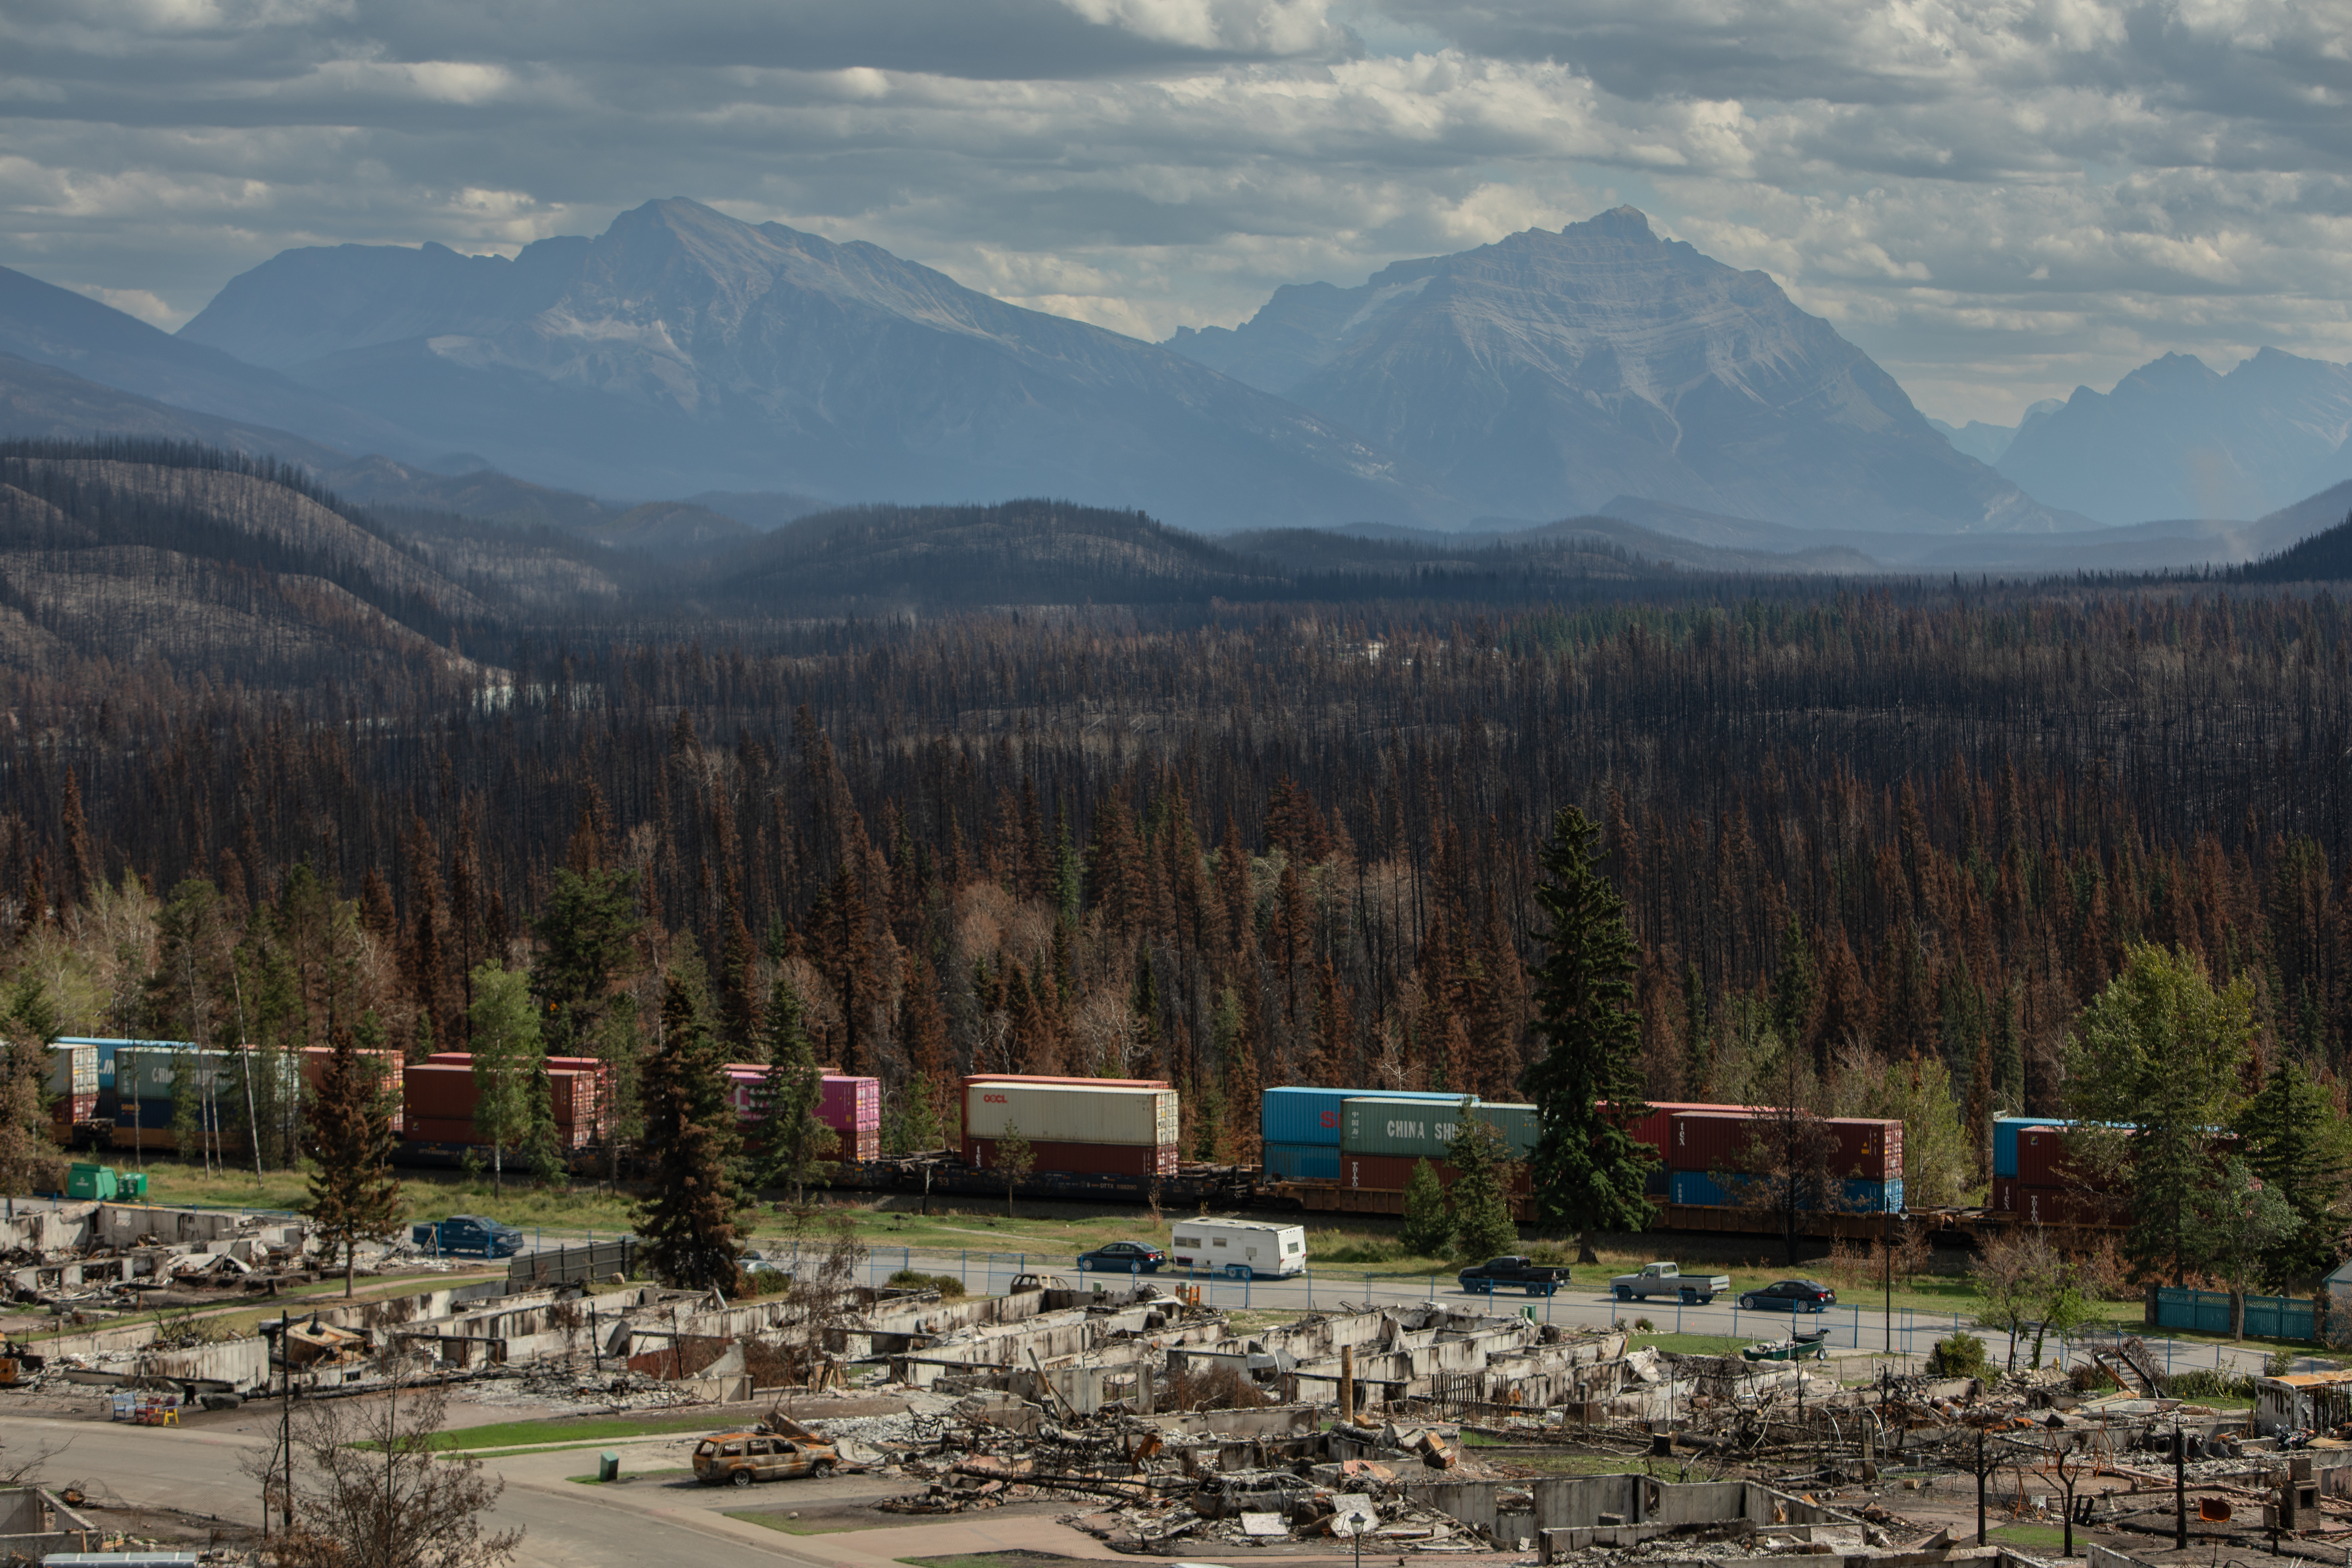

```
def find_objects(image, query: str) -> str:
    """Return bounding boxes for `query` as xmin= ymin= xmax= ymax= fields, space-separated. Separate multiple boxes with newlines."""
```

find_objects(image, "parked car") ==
xmin=1077 ymin=1240 xmax=1167 ymax=1274
xmin=1737 ymin=1279 xmax=1836 ymax=1313
xmin=1609 ymin=1262 xmax=1730 ymax=1303
xmin=692 ymin=1431 xmax=839 ymax=1486
xmin=1456 ymin=1256 xmax=1571 ymax=1297
xmin=409 ymin=1215 xmax=525 ymax=1258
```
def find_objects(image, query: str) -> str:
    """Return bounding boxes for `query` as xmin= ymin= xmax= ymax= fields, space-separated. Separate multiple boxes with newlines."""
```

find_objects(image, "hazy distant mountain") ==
xmin=176 ymin=199 xmax=1464 ymax=531
xmin=0 ymin=351 xmax=351 ymax=466
xmin=0 ymin=265 xmax=422 ymax=459
xmin=1928 ymin=402 xmax=2058 ymax=466
xmin=1998 ymin=349 xmax=2352 ymax=524
xmin=1164 ymin=207 xmax=2078 ymax=533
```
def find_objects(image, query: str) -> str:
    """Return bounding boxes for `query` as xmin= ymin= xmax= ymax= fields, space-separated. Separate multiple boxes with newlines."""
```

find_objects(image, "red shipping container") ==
xmin=1826 ymin=1118 xmax=1903 ymax=1181
xmin=1339 ymin=1152 xmax=1533 ymax=1194
xmin=964 ymin=1137 xmax=1177 ymax=1177
xmin=50 ymin=1091 xmax=99 ymax=1125
xmin=401 ymin=1116 xmax=481 ymax=1143
xmin=2008 ymin=1183 xmax=2126 ymax=1227
xmin=402 ymin=1063 xmax=479 ymax=1119
xmin=1668 ymin=1112 xmax=1770 ymax=1171
xmin=427 ymin=1052 xmax=472 ymax=1064
xmin=842 ymin=1127 xmax=880 ymax=1162
xmin=2015 ymin=1125 xmax=2118 ymax=1187
xmin=1605 ymin=1101 xmax=1765 ymax=1157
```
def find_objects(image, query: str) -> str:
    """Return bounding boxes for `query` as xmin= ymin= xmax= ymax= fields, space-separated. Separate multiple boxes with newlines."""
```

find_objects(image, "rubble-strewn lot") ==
xmin=12 ymin=1200 xmax=2341 ymax=1568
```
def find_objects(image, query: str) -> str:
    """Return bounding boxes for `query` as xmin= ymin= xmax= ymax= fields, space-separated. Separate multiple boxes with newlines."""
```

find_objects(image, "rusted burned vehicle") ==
xmin=692 ymin=1430 xmax=840 ymax=1486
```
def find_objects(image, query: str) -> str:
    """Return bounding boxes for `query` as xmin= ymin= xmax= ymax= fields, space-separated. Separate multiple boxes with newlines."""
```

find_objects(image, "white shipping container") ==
xmin=1168 ymin=1217 xmax=1308 ymax=1280
xmin=962 ymin=1082 xmax=1178 ymax=1147
xmin=47 ymin=1043 xmax=97 ymax=1098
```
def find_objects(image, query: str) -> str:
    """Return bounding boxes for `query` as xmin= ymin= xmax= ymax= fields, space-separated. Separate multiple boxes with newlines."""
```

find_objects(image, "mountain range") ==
xmin=2 ymin=197 xmax=2351 ymax=570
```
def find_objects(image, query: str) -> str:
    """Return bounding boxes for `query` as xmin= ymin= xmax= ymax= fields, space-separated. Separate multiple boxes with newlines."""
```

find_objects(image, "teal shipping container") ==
xmin=1339 ymin=1097 xmax=1539 ymax=1159
xmin=1262 ymin=1142 xmax=1342 ymax=1181
xmin=1261 ymin=1086 xmax=1470 ymax=1147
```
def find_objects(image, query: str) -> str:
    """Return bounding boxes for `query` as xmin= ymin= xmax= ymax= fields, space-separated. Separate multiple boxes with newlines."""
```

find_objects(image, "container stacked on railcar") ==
xmin=1988 ymin=1118 xmax=2132 ymax=1225
xmin=721 ymin=1069 xmax=882 ymax=1161
xmin=1661 ymin=1110 xmax=1905 ymax=1213
xmin=960 ymin=1075 xmax=1178 ymax=1176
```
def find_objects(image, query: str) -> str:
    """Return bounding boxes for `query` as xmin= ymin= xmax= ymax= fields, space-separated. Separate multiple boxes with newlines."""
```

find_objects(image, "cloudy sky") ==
xmin=4 ymin=0 xmax=2348 ymax=425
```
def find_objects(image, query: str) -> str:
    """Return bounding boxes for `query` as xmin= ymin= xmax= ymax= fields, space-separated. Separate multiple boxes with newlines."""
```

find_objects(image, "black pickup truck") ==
xmin=1457 ymin=1256 xmax=1571 ymax=1297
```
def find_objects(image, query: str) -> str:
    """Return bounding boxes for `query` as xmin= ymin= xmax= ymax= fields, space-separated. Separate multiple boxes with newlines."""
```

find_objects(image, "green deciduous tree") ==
xmin=1521 ymin=805 xmax=1653 ymax=1235
xmin=1447 ymin=1113 xmax=1521 ymax=1262
xmin=465 ymin=964 xmax=541 ymax=1195
xmin=1399 ymin=1158 xmax=1453 ymax=1258
xmin=995 ymin=1121 xmax=1034 ymax=1219
xmin=303 ymin=1028 xmax=404 ymax=1297
xmin=636 ymin=974 xmax=745 ymax=1293
xmin=2065 ymin=944 xmax=2254 ymax=1284
xmin=0 ymin=978 xmax=60 ymax=1218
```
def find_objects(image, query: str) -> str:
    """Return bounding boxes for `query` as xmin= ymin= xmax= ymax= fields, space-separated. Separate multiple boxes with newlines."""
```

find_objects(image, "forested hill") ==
xmin=2236 ymin=510 xmax=2352 ymax=583
xmin=0 ymin=438 xmax=494 ymax=684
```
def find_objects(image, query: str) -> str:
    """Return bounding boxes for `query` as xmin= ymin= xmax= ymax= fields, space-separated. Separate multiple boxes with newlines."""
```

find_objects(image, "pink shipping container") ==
xmin=966 ymin=1136 xmax=1177 ymax=1177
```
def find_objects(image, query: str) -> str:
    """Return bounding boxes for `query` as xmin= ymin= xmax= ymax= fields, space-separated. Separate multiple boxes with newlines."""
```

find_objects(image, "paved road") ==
xmin=8 ymin=1412 xmax=1137 ymax=1568
xmin=834 ymin=1242 xmax=2309 ymax=1380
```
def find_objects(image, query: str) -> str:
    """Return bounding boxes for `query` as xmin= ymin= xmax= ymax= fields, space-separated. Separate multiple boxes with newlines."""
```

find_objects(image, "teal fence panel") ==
xmin=2155 ymin=1286 xmax=2316 ymax=1341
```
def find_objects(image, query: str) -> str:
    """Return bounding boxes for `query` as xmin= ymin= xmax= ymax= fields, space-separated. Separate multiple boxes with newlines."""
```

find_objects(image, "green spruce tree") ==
xmin=751 ymin=973 xmax=838 ymax=1207
xmin=1521 ymin=805 xmax=1654 ymax=1234
xmin=2236 ymin=1058 xmax=2350 ymax=1284
xmin=1446 ymin=1113 xmax=1521 ymax=1261
xmin=302 ymin=1029 xmax=404 ymax=1297
xmin=637 ymin=974 xmax=746 ymax=1293
xmin=1399 ymin=1157 xmax=1453 ymax=1258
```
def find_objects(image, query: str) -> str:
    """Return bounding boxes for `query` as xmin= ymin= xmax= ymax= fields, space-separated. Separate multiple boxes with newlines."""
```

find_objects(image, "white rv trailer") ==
xmin=1169 ymin=1216 xmax=1307 ymax=1280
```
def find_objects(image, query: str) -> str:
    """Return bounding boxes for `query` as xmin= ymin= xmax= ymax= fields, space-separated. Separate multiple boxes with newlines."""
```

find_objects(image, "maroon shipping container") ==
xmin=818 ymin=1075 xmax=881 ymax=1132
xmin=50 ymin=1091 xmax=98 ymax=1125
xmin=2005 ymin=1182 xmax=2126 ymax=1228
xmin=964 ymin=1137 xmax=1177 ymax=1177
xmin=841 ymin=1126 xmax=880 ymax=1162
xmin=404 ymin=1114 xmax=590 ymax=1149
xmin=402 ymin=1063 xmax=478 ymax=1120
xmin=1827 ymin=1119 xmax=1903 ymax=1181
xmin=2015 ymin=1125 xmax=2110 ymax=1186
xmin=1670 ymin=1111 xmax=1903 ymax=1180
xmin=1339 ymin=1152 xmax=1534 ymax=1195
xmin=1667 ymin=1112 xmax=1768 ymax=1171
xmin=1606 ymin=1101 xmax=1764 ymax=1157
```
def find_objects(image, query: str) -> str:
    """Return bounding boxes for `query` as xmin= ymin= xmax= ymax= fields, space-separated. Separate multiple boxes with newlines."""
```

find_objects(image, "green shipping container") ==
xmin=66 ymin=1163 xmax=119 ymax=1200
xmin=1338 ymin=1097 xmax=1539 ymax=1159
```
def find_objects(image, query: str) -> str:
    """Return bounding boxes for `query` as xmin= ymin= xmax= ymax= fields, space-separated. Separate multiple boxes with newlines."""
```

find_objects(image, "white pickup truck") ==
xmin=1609 ymin=1262 xmax=1730 ymax=1303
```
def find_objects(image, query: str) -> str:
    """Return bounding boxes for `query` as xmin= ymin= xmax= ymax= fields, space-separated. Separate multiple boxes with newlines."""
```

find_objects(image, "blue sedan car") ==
xmin=1737 ymin=1278 xmax=1836 ymax=1313
xmin=1076 ymin=1241 xmax=1167 ymax=1274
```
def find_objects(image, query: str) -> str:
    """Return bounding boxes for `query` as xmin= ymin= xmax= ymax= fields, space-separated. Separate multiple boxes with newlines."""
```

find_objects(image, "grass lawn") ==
xmin=1987 ymin=1524 xmax=2073 ymax=1550
xmin=567 ymin=1467 xmax=696 ymax=1485
xmin=410 ymin=1412 xmax=728 ymax=1453
xmin=728 ymin=1511 xmax=893 ymax=1534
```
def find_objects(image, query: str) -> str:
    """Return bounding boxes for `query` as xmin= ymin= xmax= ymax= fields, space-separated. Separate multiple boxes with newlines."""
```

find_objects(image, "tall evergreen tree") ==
xmin=2066 ymin=943 xmax=2255 ymax=1284
xmin=2237 ymin=1058 xmax=2349 ymax=1284
xmin=303 ymin=1028 xmax=404 ymax=1297
xmin=1521 ymin=805 xmax=1654 ymax=1233
xmin=1447 ymin=1113 xmax=1521 ymax=1261
xmin=638 ymin=974 xmax=745 ymax=1292
xmin=752 ymin=973 xmax=838 ymax=1205
xmin=1399 ymin=1157 xmax=1453 ymax=1258
xmin=0 ymin=979 xmax=60 ymax=1218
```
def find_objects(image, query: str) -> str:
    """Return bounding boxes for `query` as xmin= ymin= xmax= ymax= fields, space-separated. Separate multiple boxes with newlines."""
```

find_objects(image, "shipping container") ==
xmin=962 ymin=1074 xmax=1171 ymax=1089
xmin=965 ymin=1136 xmax=1177 ymax=1177
xmin=1670 ymin=1169 xmax=1734 ymax=1206
xmin=47 ymin=1043 xmax=98 ymax=1101
xmin=116 ymin=1047 xmax=298 ymax=1100
xmin=818 ymin=1076 xmax=882 ymax=1131
xmin=1604 ymin=1100 xmax=1762 ymax=1157
xmin=1339 ymin=1097 xmax=1537 ymax=1159
xmin=1336 ymin=1151 xmax=1533 ymax=1195
xmin=1668 ymin=1112 xmax=1902 ymax=1180
xmin=57 ymin=1037 xmax=195 ymax=1092
xmin=293 ymin=1046 xmax=405 ymax=1130
xmin=2002 ymin=1181 xmax=2127 ymax=1227
xmin=1845 ymin=1177 xmax=1905 ymax=1213
xmin=1992 ymin=1117 xmax=2067 ymax=1179
xmin=49 ymin=1091 xmax=98 ymax=1126
xmin=1262 ymin=1142 xmax=1343 ymax=1181
xmin=402 ymin=1063 xmax=479 ymax=1120
xmin=961 ymin=1081 xmax=1177 ymax=1149
xmin=1261 ymin=1086 xmax=1472 ymax=1148
xmin=2014 ymin=1124 xmax=2128 ymax=1187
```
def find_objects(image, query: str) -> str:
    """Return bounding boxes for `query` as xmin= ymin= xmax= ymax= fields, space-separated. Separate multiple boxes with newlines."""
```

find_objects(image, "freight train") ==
xmin=38 ymin=1039 xmax=2112 ymax=1239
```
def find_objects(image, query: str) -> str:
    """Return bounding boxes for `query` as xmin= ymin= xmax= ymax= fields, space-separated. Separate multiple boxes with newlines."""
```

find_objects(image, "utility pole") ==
xmin=1883 ymin=1214 xmax=1894 ymax=1354
xmin=1975 ymin=1427 xmax=1987 ymax=1546
xmin=277 ymin=1308 xmax=293 ymax=1537
xmin=2173 ymin=1424 xmax=2186 ymax=1550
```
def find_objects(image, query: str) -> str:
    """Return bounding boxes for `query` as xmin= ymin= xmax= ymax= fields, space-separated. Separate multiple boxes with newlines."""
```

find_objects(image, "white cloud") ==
xmin=1 ymin=0 xmax=2348 ymax=423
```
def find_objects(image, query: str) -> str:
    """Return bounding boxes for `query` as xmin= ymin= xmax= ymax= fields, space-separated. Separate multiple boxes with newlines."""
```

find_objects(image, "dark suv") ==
xmin=411 ymin=1215 xmax=526 ymax=1258
xmin=1737 ymin=1278 xmax=1836 ymax=1313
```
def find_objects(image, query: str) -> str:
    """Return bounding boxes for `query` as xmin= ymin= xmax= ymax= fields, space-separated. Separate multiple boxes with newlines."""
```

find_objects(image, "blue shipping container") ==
xmin=1672 ymin=1170 xmax=1903 ymax=1212
xmin=1992 ymin=1118 xmax=2066 ymax=1179
xmin=1261 ymin=1085 xmax=1472 ymax=1147
xmin=58 ymin=1037 xmax=200 ymax=1092
xmin=1844 ymin=1177 xmax=1905 ymax=1213
xmin=1671 ymin=1170 xmax=1734 ymax=1206
xmin=1262 ymin=1142 xmax=1343 ymax=1181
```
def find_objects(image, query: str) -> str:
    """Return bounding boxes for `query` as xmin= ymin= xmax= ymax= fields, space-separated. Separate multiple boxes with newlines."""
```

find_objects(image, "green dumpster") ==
xmin=66 ymin=1163 xmax=119 ymax=1201
xmin=118 ymin=1171 xmax=148 ymax=1199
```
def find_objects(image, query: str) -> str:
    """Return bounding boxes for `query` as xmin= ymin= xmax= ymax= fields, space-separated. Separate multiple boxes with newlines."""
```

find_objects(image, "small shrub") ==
xmin=930 ymin=1273 xmax=966 ymax=1298
xmin=1928 ymin=1331 xmax=1989 ymax=1379
xmin=886 ymin=1268 xmax=931 ymax=1289
xmin=1167 ymin=1361 xmax=1270 ymax=1410
xmin=1633 ymin=1316 xmax=1655 ymax=1333
xmin=2265 ymin=1347 xmax=2297 ymax=1378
